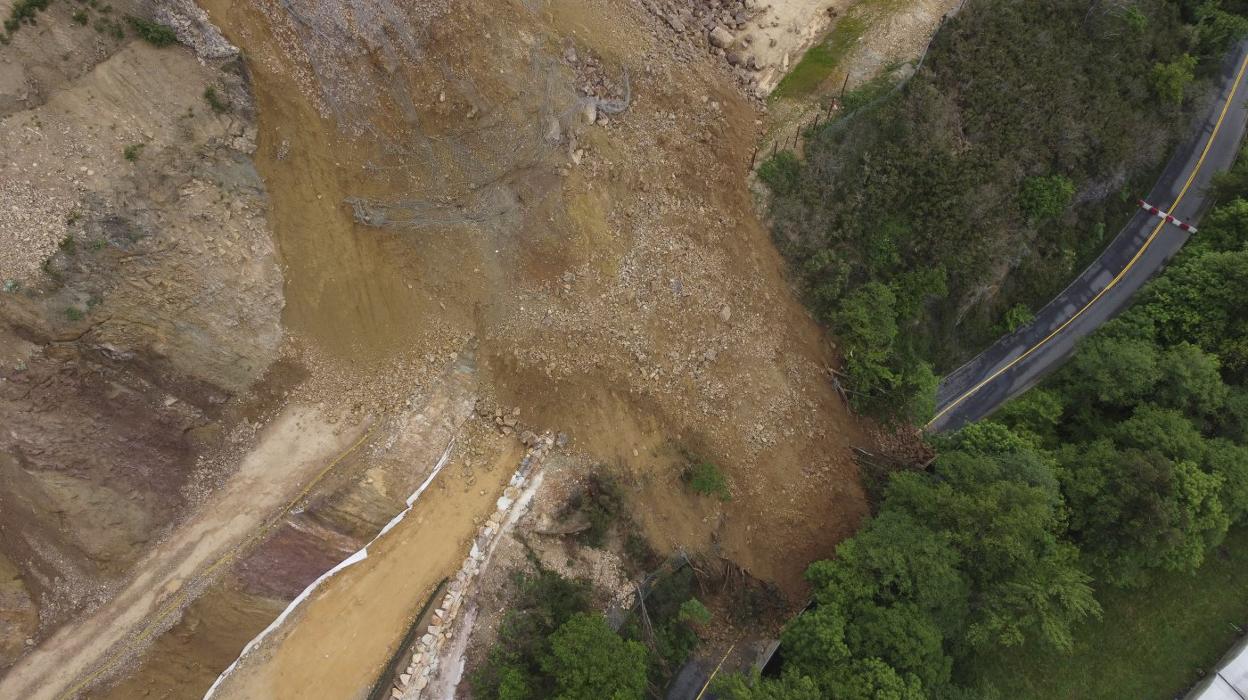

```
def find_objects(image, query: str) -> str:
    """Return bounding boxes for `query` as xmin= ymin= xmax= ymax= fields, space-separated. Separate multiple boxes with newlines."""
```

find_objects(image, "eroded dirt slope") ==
xmin=199 ymin=0 xmax=869 ymax=597
xmin=1 ymin=0 xmax=887 ymax=694
xmin=0 ymin=0 xmax=287 ymax=674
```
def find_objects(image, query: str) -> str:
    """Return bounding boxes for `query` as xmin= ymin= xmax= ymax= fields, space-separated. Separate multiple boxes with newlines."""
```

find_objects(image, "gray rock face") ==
xmin=709 ymin=25 xmax=735 ymax=49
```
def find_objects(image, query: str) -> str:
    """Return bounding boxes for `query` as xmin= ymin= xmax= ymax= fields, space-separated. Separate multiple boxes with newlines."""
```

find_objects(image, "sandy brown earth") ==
xmin=0 ymin=406 xmax=368 ymax=700
xmin=204 ymin=421 xmax=525 ymax=699
xmin=0 ymin=0 xmax=956 ymax=695
xmin=0 ymin=0 xmax=294 ymax=681
xmin=195 ymin=0 xmax=870 ymax=598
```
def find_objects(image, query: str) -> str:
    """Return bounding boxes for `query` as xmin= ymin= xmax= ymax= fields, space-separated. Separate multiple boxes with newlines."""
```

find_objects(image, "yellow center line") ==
xmin=696 ymin=641 xmax=737 ymax=700
xmin=54 ymin=425 xmax=375 ymax=700
xmin=926 ymin=49 xmax=1248 ymax=430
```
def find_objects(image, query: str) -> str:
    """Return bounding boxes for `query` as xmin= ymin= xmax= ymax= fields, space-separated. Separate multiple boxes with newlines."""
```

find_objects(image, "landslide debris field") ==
xmin=0 ymin=0 xmax=949 ymax=696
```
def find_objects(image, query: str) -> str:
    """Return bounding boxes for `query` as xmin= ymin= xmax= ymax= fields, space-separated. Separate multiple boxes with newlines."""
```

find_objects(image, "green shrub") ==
xmin=126 ymin=15 xmax=177 ymax=46
xmin=93 ymin=16 xmax=122 ymax=38
xmin=65 ymin=307 xmax=84 ymax=321
xmin=6 ymin=0 xmax=51 ymax=35
xmin=998 ymin=303 xmax=1035 ymax=334
xmin=683 ymin=461 xmax=730 ymax=501
xmin=757 ymin=150 xmax=801 ymax=196
xmin=72 ymin=9 xmax=87 ymax=24
xmin=123 ymin=143 xmax=144 ymax=161
xmin=562 ymin=473 xmax=624 ymax=548
xmin=677 ymin=598 xmax=712 ymax=626
xmin=203 ymin=86 xmax=230 ymax=114
xmin=1019 ymin=174 xmax=1075 ymax=221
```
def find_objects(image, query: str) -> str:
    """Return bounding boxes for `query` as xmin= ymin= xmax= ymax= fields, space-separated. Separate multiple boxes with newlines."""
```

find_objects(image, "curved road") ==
xmin=927 ymin=39 xmax=1248 ymax=433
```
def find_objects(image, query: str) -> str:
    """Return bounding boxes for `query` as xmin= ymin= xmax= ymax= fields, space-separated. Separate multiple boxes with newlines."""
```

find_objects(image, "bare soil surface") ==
xmin=195 ymin=0 xmax=870 ymax=601
xmin=0 ymin=406 xmax=367 ymax=700
xmin=205 ymin=420 xmax=523 ymax=699
xmin=0 ymin=0 xmax=956 ymax=693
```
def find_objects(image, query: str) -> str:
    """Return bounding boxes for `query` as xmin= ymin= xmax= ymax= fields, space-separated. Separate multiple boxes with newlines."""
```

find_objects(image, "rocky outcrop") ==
xmin=0 ymin=9 xmax=283 ymax=667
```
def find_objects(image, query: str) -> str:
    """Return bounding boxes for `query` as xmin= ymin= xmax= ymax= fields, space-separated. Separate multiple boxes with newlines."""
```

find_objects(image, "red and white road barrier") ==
xmin=1139 ymin=199 xmax=1198 ymax=233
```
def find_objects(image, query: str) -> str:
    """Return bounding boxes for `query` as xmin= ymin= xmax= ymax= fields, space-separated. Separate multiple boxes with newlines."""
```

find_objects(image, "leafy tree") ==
xmin=1060 ymin=442 xmax=1228 ymax=585
xmin=714 ymin=672 xmax=824 ymax=700
xmin=1219 ymin=387 xmax=1248 ymax=443
xmin=496 ymin=666 xmax=535 ymax=700
xmin=1114 ymin=405 xmax=1208 ymax=464
xmin=472 ymin=571 xmax=591 ymax=700
xmin=543 ymin=613 xmax=648 ymax=700
xmin=1151 ymin=54 xmax=1198 ymax=104
xmin=826 ymin=658 xmax=925 ymax=700
xmin=810 ymin=512 xmax=967 ymax=624
xmin=1193 ymin=1 xmax=1248 ymax=57
xmin=1205 ymin=439 xmax=1248 ymax=522
xmin=886 ymin=451 xmax=1098 ymax=652
xmin=1190 ymin=197 xmax=1248 ymax=253
xmin=992 ymin=388 xmax=1065 ymax=448
xmin=835 ymin=282 xmax=899 ymax=403
xmin=1062 ymin=326 xmax=1161 ymax=407
xmin=1141 ymin=250 xmax=1248 ymax=378
xmin=1155 ymin=342 xmax=1229 ymax=417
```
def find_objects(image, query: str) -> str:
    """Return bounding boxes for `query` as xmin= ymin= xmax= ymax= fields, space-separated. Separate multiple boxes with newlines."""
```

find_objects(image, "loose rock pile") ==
xmin=390 ymin=433 xmax=556 ymax=699
xmin=639 ymin=0 xmax=768 ymax=90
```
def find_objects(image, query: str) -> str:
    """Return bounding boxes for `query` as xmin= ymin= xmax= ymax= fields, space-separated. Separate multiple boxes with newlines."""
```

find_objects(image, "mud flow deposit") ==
xmin=0 ymin=0 xmax=948 ymax=696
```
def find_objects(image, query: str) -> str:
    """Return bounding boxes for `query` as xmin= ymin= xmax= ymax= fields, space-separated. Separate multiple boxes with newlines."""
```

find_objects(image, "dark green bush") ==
xmin=757 ymin=151 xmax=801 ymax=196
xmin=126 ymin=15 xmax=177 ymax=46
xmin=203 ymin=86 xmax=230 ymax=114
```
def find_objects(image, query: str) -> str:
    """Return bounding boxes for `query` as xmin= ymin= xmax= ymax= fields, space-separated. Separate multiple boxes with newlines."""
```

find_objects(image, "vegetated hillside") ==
xmin=762 ymin=0 xmax=1248 ymax=420
xmin=717 ymin=152 xmax=1248 ymax=699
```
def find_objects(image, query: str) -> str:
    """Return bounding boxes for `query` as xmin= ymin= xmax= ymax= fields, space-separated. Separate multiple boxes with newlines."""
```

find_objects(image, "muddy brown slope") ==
xmin=0 ymin=0 xmax=284 ymax=670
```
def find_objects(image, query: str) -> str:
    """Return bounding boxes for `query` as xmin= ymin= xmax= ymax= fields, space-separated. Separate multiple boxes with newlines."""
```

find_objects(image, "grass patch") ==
xmin=682 ymin=461 xmax=731 ymax=501
xmin=772 ymin=13 xmax=866 ymax=100
xmin=964 ymin=527 xmax=1248 ymax=699
xmin=772 ymin=0 xmax=906 ymax=100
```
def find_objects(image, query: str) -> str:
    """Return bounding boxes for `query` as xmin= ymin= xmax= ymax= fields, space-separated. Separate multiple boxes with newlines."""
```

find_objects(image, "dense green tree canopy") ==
xmin=542 ymin=613 xmax=648 ymax=700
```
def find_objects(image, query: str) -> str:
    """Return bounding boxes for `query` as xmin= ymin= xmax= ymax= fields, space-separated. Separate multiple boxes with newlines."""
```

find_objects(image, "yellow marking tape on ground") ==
xmin=696 ymin=642 xmax=737 ymax=700
xmin=927 ymin=50 xmax=1248 ymax=430
xmin=55 ymin=426 xmax=375 ymax=700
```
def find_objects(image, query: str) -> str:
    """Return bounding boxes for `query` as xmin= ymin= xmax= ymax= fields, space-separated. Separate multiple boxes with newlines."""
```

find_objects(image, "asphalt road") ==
xmin=927 ymin=38 xmax=1248 ymax=433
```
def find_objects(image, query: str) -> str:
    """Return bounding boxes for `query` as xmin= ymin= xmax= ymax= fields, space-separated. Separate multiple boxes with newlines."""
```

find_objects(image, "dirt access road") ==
xmin=0 ymin=406 xmax=367 ymax=700
xmin=203 ymin=425 xmax=524 ymax=699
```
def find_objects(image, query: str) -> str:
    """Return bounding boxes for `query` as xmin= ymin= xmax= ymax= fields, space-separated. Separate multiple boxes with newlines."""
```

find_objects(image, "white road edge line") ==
xmin=202 ymin=438 xmax=457 ymax=700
